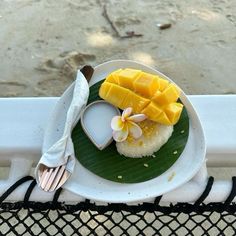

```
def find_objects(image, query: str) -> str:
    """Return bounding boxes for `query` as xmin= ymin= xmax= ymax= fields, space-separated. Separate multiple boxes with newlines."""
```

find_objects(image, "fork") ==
xmin=38 ymin=164 xmax=70 ymax=191
xmin=37 ymin=66 xmax=94 ymax=192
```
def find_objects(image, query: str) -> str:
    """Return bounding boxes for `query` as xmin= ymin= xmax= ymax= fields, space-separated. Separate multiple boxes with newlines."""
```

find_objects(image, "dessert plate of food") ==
xmin=43 ymin=60 xmax=205 ymax=203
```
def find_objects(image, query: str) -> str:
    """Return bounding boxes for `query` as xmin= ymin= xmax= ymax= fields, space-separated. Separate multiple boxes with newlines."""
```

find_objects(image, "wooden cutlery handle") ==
xmin=80 ymin=65 xmax=94 ymax=82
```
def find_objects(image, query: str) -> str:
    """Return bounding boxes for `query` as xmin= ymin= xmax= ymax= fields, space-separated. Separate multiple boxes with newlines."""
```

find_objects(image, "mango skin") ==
xmin=99 ymin=68 xmax=183 ymax=125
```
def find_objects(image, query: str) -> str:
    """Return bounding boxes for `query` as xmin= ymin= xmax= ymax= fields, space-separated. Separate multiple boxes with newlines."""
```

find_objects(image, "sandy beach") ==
xmin=0 ymin=0 xmax=235 ymax=97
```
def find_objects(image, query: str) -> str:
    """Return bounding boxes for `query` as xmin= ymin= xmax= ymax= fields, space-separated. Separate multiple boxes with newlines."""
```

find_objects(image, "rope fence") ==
xmin=0 ymin=176 xmax=235 ymax=235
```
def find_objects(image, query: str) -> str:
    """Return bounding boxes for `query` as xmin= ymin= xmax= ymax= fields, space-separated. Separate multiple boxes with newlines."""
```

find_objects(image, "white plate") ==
xmin=43 ymin=60 xmax=206 ymax=203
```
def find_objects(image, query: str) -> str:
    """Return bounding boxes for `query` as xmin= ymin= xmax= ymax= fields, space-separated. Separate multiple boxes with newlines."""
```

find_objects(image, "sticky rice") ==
xmin=116 ymin=120 xmax=173 ymax=158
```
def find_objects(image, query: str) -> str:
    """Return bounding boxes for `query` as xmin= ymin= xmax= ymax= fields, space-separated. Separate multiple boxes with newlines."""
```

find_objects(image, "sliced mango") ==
xmin=99 ymin=82 xmax=111 ymax=99
xmin=152 ymin=84 xmax=180 ymax=105
xmin=164 ymin=103 xmax=183 ymax=125
xmin=99 ymin=82 xmax=128 ymax=108
xmin=121 ymin=91 xmax=150 ymax=113
xmin=106 ymin=74 xmax=117 ymax=84
xmin=155 ymin=112 xmax=171 ymax=125
xmin=133 ymin=73 xmax=159 ymax=98
xmin=99 ymin=68 xmax=183 ymax=125
xmin=118 ymin=68 xmax=142 ymax=90
xmin=158 ymin=77 xmax=170 ymax=91
xmin=141 ymin=102 xmax=162 ymax=120
xmin=106 ymin=69 xmax=122 ymax=84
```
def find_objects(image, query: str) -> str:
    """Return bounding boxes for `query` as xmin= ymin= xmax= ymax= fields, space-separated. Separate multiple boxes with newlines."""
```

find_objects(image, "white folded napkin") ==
xmin=35 ymin=71 xmax=89 ymax=184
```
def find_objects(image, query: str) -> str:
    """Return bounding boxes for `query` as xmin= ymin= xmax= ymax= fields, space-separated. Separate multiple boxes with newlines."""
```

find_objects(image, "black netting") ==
xmin=0 ymin=176 xmax=235 ymax=236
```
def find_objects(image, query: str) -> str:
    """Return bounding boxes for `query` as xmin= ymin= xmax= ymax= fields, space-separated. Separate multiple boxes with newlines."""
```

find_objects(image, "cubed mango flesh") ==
xmin=99 ymin=68 xmax=183 ymax=125
xmin=99 ymin=82 xmax=111 ymax=99
xmin=106 ymin=74 xmax=117 ymax=84
xmin=133 ymin=73 xmax=159 ymax=98
xmin=118 ymin=68 xmax=142 ymax=90
xmin=141 ymin=102 xmax=162 ymax=120
xmin=155 ymin=112 xmax=171 ymax=125
xmin=121 ymin=91 xmax=150 ymax=113
xmin=152 ymin=84 xmax=180 ymax=105
xmin=106 ymin=69 xmax=122 ymax=84
xmin=164 ymin=103 xmax=183 ymax=125
xmin=158 ymin=77 xmax=169 ymax=91
xmin=99 ymin=82 xmax=128 ymax=108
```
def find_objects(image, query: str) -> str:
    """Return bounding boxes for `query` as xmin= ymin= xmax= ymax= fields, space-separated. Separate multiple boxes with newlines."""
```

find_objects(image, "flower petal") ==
xmin=121 ymin=107 xmax=133 ymax=121
xmin=128 ymin=114 xmax=147 ymax=123
xmin=127 ymin=121 xmax=143 ymax=139
xmin=113 ymin=124 xmax=128 ymax=142
xmin=111 ymin=116 xmax=124 ymax=131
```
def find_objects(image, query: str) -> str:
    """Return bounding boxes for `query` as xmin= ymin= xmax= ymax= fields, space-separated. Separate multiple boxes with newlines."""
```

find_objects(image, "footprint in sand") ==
xmin=36 ymin=51 xmax=96 ymax=76
xmin=35 ymin=51 xmax=96 ymax=96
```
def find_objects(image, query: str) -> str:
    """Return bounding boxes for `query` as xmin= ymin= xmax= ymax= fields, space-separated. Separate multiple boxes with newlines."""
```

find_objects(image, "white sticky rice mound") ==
xmin=116 ymin=123 xmax=173 ymax=158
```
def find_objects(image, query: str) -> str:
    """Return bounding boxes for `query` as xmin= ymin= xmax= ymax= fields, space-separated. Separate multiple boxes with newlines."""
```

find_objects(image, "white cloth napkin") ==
xmin=35 ymin=71 xmax=89 ymax=184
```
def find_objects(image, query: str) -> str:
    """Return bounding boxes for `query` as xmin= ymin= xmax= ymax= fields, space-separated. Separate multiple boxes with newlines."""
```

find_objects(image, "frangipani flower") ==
xmin=111 ymin=107 xmax=147 ymax=142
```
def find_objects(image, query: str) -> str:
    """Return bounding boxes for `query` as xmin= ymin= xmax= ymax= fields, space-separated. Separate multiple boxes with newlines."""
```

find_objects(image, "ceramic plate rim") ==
xmin=43 ymin=59 xmax=206 ymax=203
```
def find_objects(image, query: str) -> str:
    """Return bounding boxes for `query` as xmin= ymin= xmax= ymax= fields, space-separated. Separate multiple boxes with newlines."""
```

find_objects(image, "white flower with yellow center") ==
xmin=111 ymin=107 xmax=147 ymax=142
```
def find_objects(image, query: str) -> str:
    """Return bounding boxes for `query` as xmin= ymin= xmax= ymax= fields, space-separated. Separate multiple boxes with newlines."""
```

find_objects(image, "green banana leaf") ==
xmin=72 ymin=80 xmax=189 ymax=183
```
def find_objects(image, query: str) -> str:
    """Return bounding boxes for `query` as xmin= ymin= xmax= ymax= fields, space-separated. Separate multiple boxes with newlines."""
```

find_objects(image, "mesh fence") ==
xmin=0 ymin=176 xmax=235 ymax=236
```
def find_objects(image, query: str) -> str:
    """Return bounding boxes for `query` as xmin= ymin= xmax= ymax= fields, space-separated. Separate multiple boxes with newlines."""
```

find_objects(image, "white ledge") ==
xmin=0 ymin=95 xmax=235 ymax=203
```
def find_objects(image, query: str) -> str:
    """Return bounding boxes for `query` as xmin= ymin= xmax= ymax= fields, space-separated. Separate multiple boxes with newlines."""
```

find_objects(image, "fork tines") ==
xmin=39 ymin=165 xmax=69 ymax=192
